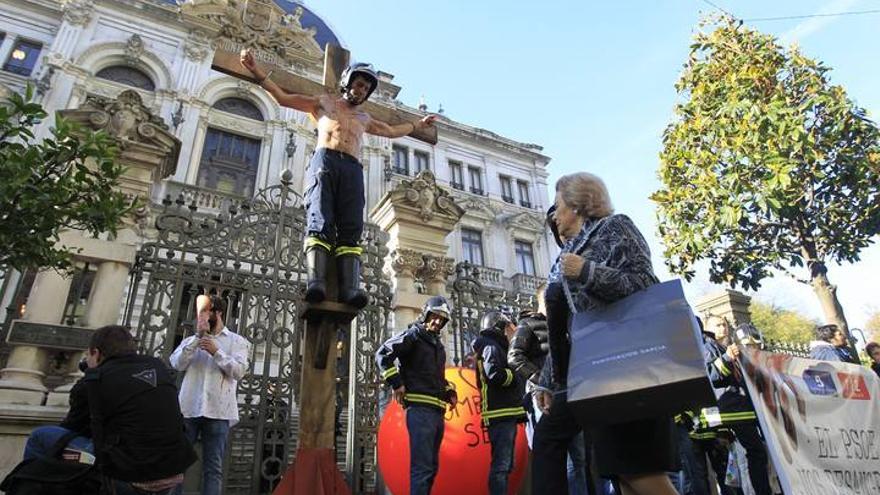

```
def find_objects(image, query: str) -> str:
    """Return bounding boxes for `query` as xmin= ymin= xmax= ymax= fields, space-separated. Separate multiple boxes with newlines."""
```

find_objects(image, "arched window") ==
xmin=95 ymin=65 xmax=155 ymax=90
xmin=197 ymin=128 xmax=262 ymax=197
xmin=212 ymin=97 xmax=264 ymax=121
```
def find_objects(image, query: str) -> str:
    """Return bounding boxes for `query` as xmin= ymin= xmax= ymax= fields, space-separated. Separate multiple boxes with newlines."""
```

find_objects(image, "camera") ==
xmin=78 ymin=357 xmax=88 ymax=373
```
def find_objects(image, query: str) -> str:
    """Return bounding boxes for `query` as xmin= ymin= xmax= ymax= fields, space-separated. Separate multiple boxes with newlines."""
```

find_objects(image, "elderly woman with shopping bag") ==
xmin=532 ymin=172 xmax=681 ymax=495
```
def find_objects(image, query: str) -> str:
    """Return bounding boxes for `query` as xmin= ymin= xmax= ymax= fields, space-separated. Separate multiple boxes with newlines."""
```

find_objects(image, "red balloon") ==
xmin=377 ymin=367 xmax=529 ymax=495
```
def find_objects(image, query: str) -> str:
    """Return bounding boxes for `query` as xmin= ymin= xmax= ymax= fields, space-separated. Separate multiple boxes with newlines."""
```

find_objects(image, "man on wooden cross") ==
xmin=241 ymin=50 xmax=436 ymax=309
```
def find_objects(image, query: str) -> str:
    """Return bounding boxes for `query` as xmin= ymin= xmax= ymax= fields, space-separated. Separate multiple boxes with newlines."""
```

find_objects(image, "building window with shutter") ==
xmin=500 ymin=176 xmax=514 ymax=203
xmin=517 ymin=180 xmax=532 ymax=208
xmin=392 ymin=145 xmax=409 ymax=175
xmin=468 ymin=166 xmax=484 ymax=195
xmin=461 ymin=228 xmax=484 ymax=266
xmin=449 ymin=161 xmax=464 ymax=190
xmin=414 ymin=150 xmax=429 ymax=173
xmin=515 ymin=240 xmax=535 ymax=275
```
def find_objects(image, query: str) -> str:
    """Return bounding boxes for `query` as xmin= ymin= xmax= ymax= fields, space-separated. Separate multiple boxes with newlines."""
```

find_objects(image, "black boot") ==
xmin=337 ymin=254 xmax=368 ymax=309
xmin=304 ymin=246 xmax=329 ymax=303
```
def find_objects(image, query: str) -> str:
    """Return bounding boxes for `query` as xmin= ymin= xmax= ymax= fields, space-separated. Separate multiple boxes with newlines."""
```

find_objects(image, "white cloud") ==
xmin=780 ymin=0 xmax=859 ymax=44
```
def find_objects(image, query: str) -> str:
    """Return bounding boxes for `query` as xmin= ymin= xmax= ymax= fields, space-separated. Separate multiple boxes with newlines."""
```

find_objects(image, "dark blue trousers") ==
xmin=304 ymin=148 xmax=365 ymax=249
xmin=488 ymin=419 xmax=517 ymax=495
xmin=406 ymin=405 xmax=445 ymax=495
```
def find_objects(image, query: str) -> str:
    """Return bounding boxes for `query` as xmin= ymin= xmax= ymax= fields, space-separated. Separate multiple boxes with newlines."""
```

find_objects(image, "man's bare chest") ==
xmin=318 ymin=102 xmax=370 ymax=134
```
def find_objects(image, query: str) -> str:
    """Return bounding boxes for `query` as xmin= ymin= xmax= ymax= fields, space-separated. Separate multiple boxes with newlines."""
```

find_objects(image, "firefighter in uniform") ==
xmin=674 ymin=320 xmax=738 ymax=495
xmin=473 ymin=310 xmax=526 ymax=495
xmin=704 ymin=320 xmax=773 ymax=495
xmin=375 ymin=296 xmax=457 ymax=495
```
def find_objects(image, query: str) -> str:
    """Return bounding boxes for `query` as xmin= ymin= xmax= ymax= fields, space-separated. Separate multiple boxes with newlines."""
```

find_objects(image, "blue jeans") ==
xmin=406 ymin=405 xmax=445 ymax=495
xmin=567 ymin=431 xmax=588 ymax=495
xmin=173 ymin=417 xmax=229 ymax=495
xmin=25 ymin=427 xmax=175 ymax=494
xmin=23 ymin=425 xmax=93 ymax=460
xmin=488 ymin=420 xmax=517 ymax=495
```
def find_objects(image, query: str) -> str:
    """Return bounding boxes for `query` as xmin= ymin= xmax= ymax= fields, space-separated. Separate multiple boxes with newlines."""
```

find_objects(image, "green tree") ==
xmin=749 ymin=300 xmax=817 ymax=343
xmin=653 ymin=16 xmax=880 ymax=341
xmin=0 ymin=85 xmax=134 ymax=272
xmin=865 ymin=309 xmax=880 ymax=342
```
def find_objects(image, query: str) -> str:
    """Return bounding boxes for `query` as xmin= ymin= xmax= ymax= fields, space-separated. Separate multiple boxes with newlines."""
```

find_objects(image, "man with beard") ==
xmin=376 ymin=296 xmax=458 ymax=495
xmin=170 ymin=295 xmax=249 ymax=495
xmin=241 ymin=50 xmax=435 ymax=308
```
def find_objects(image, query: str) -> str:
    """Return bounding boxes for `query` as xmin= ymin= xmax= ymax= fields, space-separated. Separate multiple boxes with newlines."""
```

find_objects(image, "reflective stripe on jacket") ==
xmin=472 ymin=330 xmax=526 ymax=426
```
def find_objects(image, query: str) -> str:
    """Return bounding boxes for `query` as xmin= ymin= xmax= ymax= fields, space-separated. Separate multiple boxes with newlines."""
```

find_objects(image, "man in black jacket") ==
xmin=22 ymin=325 xmax=196 ymax=494
xmin=376 ymin=296 xmax=457 ymax=495
xmin=473 ymin=310 xmax=526 ymax=495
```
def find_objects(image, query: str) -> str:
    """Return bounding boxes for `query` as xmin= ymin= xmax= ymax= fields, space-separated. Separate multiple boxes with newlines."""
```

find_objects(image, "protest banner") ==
xmin=740 ymin=349 xmax=880 ymax=495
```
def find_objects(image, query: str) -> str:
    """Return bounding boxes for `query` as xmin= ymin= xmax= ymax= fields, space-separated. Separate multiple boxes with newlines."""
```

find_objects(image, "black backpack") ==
xmin=1 ymin=376 xmax=111 ymax=495
xmin=0 ymin=430 xmax=105 ymax=495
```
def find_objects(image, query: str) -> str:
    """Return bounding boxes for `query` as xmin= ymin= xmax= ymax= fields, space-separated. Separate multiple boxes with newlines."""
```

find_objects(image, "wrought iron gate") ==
xmin=122 ymin=177 xmax=388 ymax=494
xmin=448 ymin=261 xmax=536 ymax=366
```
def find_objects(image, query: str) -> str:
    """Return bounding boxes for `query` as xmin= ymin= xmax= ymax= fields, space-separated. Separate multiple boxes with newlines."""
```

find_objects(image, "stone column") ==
xmin=81 ymin=261 xmax=129 ymax=327
xmin=370 ymin=170 xmax=464 ymax=332
xmin=0 ymin=270 xmax=72 ymax=405
xmin=694 ymin=289 xmax=752 ymax=327
xmin=45 ymin=261 xmax=130 ymax=407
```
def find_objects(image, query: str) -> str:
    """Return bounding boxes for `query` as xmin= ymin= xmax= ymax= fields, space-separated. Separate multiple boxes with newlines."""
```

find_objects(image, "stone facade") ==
xmin=0 ymin=0 xmax=554 ymax=483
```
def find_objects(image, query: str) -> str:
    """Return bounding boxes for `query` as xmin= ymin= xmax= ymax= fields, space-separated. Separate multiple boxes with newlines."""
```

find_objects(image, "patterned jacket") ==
xmin=544 ymin=214 xmax=657 ymax=388
xmin=549 ymin=214 xmax=658 ymax=314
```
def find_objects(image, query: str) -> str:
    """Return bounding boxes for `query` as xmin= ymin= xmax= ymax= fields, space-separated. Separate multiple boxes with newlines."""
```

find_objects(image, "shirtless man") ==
xmin=241 ymin=49 xmax=435 ymax=308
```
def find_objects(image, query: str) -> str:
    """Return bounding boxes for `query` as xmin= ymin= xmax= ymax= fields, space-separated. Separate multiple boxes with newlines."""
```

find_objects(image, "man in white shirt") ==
xmin=170 ymin=294 xmax=250 ymax=495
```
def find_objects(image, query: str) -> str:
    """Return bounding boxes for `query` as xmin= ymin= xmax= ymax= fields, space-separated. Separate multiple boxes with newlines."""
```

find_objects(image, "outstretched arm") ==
xmin=241 ymin=49 xmax=319 ymax=116
xmin=368 ymin=115 xmax=436 ymax=138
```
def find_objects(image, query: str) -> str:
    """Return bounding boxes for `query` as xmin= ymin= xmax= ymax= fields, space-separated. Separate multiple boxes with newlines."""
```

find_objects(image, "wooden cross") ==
xmin=212 ymin=44 xmax=438 ymax=144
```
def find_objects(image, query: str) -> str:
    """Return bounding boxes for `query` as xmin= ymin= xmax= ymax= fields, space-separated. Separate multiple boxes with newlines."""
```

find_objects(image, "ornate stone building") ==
xmin=0 ymin=0 xmax=553 ymax=491
xmin=0 ymin=0 xmax=553 ymax=317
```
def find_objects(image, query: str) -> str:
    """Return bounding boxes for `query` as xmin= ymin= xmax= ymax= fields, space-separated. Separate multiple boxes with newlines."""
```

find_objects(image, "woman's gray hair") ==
xmin=555 ymin=172 xmax=614 ymax=218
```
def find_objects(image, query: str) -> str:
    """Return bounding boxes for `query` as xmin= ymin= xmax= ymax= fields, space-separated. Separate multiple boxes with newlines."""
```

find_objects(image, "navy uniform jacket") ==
xmin=375 ymin=322 xmax=455 ymax=411
xmin=703 ymin=335 xmax=757 ymax=424
xmin=472 ymin=330 xmax=526 ymax=426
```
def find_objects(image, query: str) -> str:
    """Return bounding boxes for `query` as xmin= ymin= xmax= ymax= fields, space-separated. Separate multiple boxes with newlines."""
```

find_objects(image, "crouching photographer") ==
xmin=2 ymin=325 xmax=196 ymax=495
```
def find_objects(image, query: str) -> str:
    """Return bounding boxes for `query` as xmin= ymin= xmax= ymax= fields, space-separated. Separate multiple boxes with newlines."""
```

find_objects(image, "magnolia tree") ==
xmin=0 ymin=85 xmax=133 ymax=272
xmin=653 ymin=17 xmax=880 ymax=340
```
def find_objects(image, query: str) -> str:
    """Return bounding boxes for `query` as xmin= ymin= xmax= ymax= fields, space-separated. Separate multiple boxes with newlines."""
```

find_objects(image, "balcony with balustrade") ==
xmin=512 ymin=273 xmax=544 ymax=295
xmin=158 ymin=180 xmax=247 ymax=215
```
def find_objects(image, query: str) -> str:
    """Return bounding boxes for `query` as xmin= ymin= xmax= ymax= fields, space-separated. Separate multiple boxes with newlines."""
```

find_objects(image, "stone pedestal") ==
xmin=0 ymin=270 xmax=72 ymax=405
xmin=370 ymin=171 xmax=464 ymax=331
xmin=694 ymin=289 xmax=752 ymax=327
xmin=58 ymin=89 xmax=181 ymax=212
xmin=0 ymin=405 xmax=67 ymax=482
